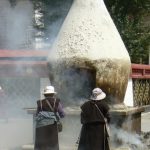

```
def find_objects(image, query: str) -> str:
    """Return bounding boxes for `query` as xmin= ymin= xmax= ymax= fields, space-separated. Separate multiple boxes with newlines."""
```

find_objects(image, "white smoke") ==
xmin=0 ymin=1 xmax=36 ymax=149
xmin=0 ymin=118 xmax=33 ymax=150
xmin=110 ymin=125 xmax=147 ymax=150
xmin=0 ymin=0 xmax=33 ymax=49
xmin=49 ymin=66 xmax=95 ymax=106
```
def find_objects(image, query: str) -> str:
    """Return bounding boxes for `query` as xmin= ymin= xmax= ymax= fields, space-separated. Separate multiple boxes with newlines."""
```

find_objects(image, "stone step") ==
xmin=22 ymin=144 xmax=131 ymax=150
xmin=22 ymin=144 xmax=34 ymax=150
xmin=22 ymin=144 xmax=78 ymax=150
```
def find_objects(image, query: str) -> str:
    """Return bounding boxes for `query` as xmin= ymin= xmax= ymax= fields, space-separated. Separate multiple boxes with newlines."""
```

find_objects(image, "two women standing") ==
xmin=34 ymin=86 xmax=110 ymax=150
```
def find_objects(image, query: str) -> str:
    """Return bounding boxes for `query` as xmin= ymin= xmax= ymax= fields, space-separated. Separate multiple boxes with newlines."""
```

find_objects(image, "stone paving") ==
xmin=22 ymin=111 xmax=150 ymax=150
xmin=141 ymin=112 xmax=150 ymax=132
xmin=0 ymin=110 xmax=149 ymax=150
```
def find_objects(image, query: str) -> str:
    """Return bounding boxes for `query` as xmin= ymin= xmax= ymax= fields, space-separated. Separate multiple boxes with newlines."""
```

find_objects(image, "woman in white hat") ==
xmin=34 ymin=86 xmax=65 ymax=150
xmin=77 ymin=88 xmax=110 ymax=150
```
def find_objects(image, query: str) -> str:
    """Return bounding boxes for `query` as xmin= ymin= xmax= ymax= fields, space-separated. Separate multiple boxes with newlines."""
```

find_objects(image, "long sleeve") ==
xmin=105 ymin=111 xmax=110 ymax=123
xmin=57 ymin=103 xmax=65 ymax=118
xmin=102 ymin=101 xmax=110 ymax=123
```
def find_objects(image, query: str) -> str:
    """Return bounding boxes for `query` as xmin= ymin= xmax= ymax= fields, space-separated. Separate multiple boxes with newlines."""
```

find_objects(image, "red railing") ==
xmin=131 ymin=63 xmax=150 ymax=79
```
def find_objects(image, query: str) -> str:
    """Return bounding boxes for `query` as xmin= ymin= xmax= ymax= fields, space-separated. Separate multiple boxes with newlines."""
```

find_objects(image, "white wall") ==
xmin=124 ymin=78 xmax=134 ymax=107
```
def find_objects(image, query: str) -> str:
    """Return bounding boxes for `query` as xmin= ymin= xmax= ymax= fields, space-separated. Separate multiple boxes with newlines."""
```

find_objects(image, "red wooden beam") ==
xmin=0 ymin=50 xmax=48 ymax=57
xmin=131 ymin=63 xmax=150 ymax=79
xmin=0 ymin=61 xmax=49 ymax=77
xmin=0 ymin=60 xmax=47 ymax=66
xmin=132 ymin=63 xmax=150 ymax=69
xmin=0 ymin=49 xmax=49 ymax=77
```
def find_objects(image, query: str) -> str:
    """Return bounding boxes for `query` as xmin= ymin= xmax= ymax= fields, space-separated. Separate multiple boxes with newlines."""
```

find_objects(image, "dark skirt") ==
xmin=77 ymin=122 xmax=110 ymax=150
xmin=34 ymin=122 xmax=59 ymax=150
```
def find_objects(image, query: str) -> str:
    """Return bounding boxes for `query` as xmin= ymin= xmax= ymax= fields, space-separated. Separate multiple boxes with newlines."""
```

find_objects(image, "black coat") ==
xmin=78 ymin=99 xmax=110 ymax=150
xmin=34 ymin=97 xmax=60 ymax=150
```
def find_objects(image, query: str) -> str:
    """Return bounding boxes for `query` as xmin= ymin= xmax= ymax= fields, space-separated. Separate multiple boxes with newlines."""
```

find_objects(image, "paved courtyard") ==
xmin=0 ymin=109 xmax=149 ymax=150
xmin=141 ymin=112 xmax=150 ymax=132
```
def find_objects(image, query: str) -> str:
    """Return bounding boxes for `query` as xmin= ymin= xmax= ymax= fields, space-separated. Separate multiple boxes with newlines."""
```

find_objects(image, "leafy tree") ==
xmin=104 ymin=0 xmax=150 ymax=64
xmin=31 ymin=0 xmax=72 ymax=44
xmin=31 ymin=0 xmax=149 ymax=63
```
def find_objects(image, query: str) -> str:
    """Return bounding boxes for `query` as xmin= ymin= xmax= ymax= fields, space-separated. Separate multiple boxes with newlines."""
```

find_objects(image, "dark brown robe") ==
xmin=77 ymin=99 xmax=110 ymax=150
xmin=34 ymin=97 xmax=60 ymax=150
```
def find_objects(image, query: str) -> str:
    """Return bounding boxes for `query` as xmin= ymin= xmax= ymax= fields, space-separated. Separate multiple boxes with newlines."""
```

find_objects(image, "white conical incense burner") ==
xmin=48 ymin=0 xmax=131 ymax=108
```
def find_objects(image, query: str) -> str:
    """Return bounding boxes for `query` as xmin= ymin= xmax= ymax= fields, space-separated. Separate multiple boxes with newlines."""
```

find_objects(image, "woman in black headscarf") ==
xmin=34 ymin=86 xmax=65 ymax=150
xmin=77 ymin=87 xmax=110 ymax=150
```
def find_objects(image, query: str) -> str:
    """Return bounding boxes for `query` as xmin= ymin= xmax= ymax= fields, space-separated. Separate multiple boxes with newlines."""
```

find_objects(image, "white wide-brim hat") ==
xmin=90 ymin=88 xmax=106 ymax=100
xmin=43 ymin=86 xmax=57 ymax=94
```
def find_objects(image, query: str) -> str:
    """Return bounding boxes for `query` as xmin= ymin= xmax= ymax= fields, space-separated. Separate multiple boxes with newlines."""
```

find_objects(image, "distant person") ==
xmin=77 ymin=87 xmax=110 ymax=150
xmin=34 ymin=85 xmax=65 ymax=150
